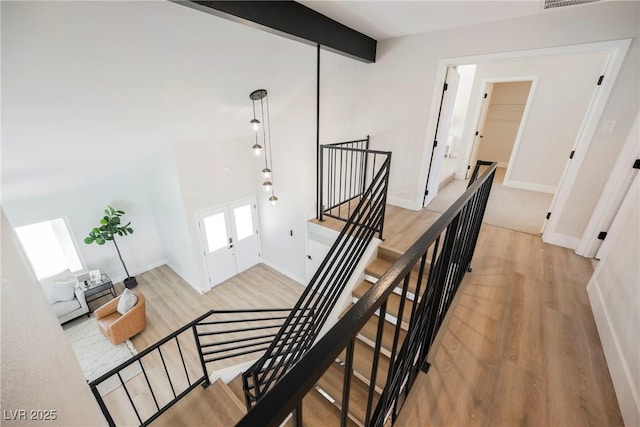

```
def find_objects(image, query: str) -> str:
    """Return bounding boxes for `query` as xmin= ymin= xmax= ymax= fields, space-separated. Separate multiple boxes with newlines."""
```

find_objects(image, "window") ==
xmin=15 ymin=218 xmax=82 ymax=279
xmin=233 ymin=204 xmax=254 ymax=241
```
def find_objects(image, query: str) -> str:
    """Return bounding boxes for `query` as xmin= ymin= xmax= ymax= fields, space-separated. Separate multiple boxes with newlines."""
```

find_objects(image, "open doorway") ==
xmin=467 ymin=79 xmax=535 ymax=182
xmin=421 ymin=43 xmax=624 ymax=241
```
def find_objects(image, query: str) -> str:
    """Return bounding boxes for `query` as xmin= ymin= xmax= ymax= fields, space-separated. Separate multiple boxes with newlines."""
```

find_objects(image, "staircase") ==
xmin=237 ymin=161 xmax=498 ymax=426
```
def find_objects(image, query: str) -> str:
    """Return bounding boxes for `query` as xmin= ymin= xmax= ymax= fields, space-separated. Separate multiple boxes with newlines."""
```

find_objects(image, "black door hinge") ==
xmin=633 ymin=159 xmax=640 ymax=169
xmin=546 ymin=212 xmax=551 ymax=220
xmin=475 ymin=131 xmax=479 ymax=136
xmin=484 ymin=93 xmax=488 ymax=99
xmin=597 ymin=75 xmax=604 ymax=86
xmin=597 ymin=231 xmax=607 ymax=240
xmin=443 ymin=83 xmax=448 ymax=91
xmin=569 ymin=150 xmax=575 ymax=159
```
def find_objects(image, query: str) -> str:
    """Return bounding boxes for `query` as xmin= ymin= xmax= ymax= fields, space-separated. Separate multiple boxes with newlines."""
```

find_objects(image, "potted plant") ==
xmin=84 ymin=206 xmax=137 ymax=288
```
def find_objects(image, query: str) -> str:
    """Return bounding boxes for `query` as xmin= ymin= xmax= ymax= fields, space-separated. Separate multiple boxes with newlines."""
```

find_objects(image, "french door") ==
xmin=196 ymin=197 xmax=261 ymax=289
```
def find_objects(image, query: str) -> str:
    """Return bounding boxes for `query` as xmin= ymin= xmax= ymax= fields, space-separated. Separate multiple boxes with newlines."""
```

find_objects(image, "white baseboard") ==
xmin=261 ymin=260 xmax=305 ymax=287
xmin=503 ymin=179 xmax=556 ymax=194
xmin=588 ymin=281 xmax=640 ymax=427
xmin=542 ymin=231 xmax=580 ymax=250
xmin=387 ymin=196 xmax=420 ymax=211
xmin=111 ymin=259 xmax=167 ymax=284
xmin=165 ymin=262 xmax=202 ymax=294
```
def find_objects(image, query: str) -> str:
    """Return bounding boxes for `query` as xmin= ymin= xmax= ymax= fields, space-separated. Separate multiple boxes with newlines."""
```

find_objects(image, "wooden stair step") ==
xmin=377 ymin=246 xmax=404 ymax=264
xmin=378 ymin=246 xmax=434 ymax=269
xmin=365 ymin=258 xmax=426 ymax=296
xmin=227 ymin=374 xmax=247 ymax=408
xmin=154 ymin=379 xmax=245 ymax=427
xmin=355 ymin=304 xmax=407 ymax=354
xmin=301 ymin=388 xmax=358 ymax=427
xmin=339 ymin=338 xmax=390 ymax=392
xmin=353 ymin=281 xmax=415 ymax=325
xmin=316 ymin=361 xmax=380 ymax=425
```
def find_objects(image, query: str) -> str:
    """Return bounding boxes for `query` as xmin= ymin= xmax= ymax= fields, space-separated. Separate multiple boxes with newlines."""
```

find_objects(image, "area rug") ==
xmin=64 ymin=316 xmax=141 ymax=396
xmin=427 ymin=177 xmax=553 ymax=236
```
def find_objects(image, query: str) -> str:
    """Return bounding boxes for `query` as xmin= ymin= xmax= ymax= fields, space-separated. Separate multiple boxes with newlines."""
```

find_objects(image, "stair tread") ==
xmin=215 ymin=379 xmax=247 ymax=415
xmin=339 ymin=338 xmax=390 ymax=392
xmin=365 ymin=258 xmax=428 ymax=295
xmin=302 ymin=388 xmax=358 ymax=427
xmin=354 ymin=281 xmax=415 ymax=324
xmin=153 ymin=379 xmax=245 ymax=427
xmin=227 ymin=374 xmax=247 ymax=408
xmin=356 ymin=304 xmax=407 ymax=354
xmin=316 ymin=360 xmax=380 ymax=425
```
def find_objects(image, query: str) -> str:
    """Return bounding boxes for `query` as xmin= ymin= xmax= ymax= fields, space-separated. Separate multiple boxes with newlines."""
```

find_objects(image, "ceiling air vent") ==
xmin=542 ymin=0 xmax=599 ymax=9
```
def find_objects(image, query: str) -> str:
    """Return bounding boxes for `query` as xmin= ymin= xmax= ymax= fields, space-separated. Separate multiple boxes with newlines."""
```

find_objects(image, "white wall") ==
xmin=149 ymin=148 xmax=199 ymax=289
xmin=355 ymin=0 xmax=639 ymax=225
xmin=172 ymin=137 xmax=260 ymax=291
xmin=3 ymin=164 xmax=166 ymax=283
xmin=476 ymin=81 xmax=531 ymax=167
xmin=586 ymin=174 xmax=640 ymax=427
xmin=1 ymin=210 xmax=105 ymax=426
xmin=461 ymin=52 xmax=608 ymax=193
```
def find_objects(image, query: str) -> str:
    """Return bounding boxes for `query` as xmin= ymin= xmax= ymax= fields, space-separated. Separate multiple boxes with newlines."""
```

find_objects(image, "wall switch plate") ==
xmin=601 ymin=120 xmax=617 ymax=133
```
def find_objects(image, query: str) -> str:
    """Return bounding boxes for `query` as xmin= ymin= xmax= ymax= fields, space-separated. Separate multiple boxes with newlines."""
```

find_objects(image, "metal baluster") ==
xmin=175 ymin=336 xmax=191 ymax=386
xmin=118 ymin=371 xmax=143 ymax=425
xmin=340 ymin=339 xmax=355 ymax=427
xmin=139 ymin=359 xmax=160 ymax=411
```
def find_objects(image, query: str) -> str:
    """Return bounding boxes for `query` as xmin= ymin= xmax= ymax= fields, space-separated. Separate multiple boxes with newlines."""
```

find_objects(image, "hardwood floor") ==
xmin=95 ymin=264 xmax=304 ymax=425
xmin=395 ymin=224 xmax=623 ymax=426
xmin=93 ymin=204 xmax=621 ymax=426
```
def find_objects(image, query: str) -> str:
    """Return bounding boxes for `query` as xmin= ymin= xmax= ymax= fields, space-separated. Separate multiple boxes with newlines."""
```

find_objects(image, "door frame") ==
xmin=423 ymin=66 xmax=461 ymax=206
xmin=575 ymin=113 xmax=639 ymax=258
xmin=195 ymin=196 xmax=262 ymax=290
xmin=417 ymin=38 xmax=631 ymax=251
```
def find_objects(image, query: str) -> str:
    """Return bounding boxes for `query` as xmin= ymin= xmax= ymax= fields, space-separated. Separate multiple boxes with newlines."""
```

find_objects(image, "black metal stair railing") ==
xmin=243 ymin=143 xmax=392 ymax=406
xmin=319 ymin=136 xmax=388 ymax=235
xmin=236 ymin=161 xmax=498 ymax=427
xmin=89 ymin=308 xmax=311 ymax=427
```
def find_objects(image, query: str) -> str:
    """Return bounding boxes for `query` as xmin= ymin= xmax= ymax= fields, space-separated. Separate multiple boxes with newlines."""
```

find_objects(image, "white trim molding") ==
xmin=541 ymin=232 xmax=580 ymax=250
xmin=541 ymin=38 xmax=632 ymax=249
xmin=576 ymin=113 xmax=639 ymax=258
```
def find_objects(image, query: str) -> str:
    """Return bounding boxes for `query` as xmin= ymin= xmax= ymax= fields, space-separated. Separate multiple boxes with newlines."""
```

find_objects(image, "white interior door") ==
xmin=197 ymin=197 xmax=261 ymax=289
xmin=424 ymin=66 xmax=460 ymax=207
xmin=467 ymin=83 xmax=494 ymax=179
xmin=198 ymin=207 xmax=236 ymax=288
xmin=229 ymin=199 xmax=261 ymax=274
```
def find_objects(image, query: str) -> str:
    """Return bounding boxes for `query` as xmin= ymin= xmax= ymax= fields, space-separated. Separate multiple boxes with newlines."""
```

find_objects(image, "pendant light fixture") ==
xmin=250 ymin=89 xmax=278 ymax=205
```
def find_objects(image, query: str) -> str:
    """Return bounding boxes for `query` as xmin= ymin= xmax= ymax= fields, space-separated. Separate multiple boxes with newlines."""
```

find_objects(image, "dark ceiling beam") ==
xmin=172 ymin=1 xmax=377 ymax=63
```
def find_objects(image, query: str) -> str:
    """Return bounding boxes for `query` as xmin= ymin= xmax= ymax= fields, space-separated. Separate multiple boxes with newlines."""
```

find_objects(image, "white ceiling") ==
xmin=0 ymin=0 xmax=574 ymax=202
xmin=299 ymin=1 xmax=544 ymax=40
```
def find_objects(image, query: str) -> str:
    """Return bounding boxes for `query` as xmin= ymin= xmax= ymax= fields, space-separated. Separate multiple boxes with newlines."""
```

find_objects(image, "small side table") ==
xmin=83 ymin=273 xmax=117 ymax=310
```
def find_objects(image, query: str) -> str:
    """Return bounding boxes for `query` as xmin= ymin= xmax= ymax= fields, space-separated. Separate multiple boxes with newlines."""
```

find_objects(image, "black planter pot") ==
xmin=124 ymin=276 xmax=138 ymax=289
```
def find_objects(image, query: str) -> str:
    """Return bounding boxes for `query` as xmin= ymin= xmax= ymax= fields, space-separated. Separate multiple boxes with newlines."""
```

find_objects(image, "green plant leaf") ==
xmin=96 ymin=238 xmax=105 ymax=245
xmin=127 ymin=228 xmax=133 ymax=234
xmin=116 ymin=210 xmax=125 ymax=215
xmin=104 ymin=209 xmax=109 ymax=215
xmin=100 ymin=218 xmax=107 ymax=225
xmin=84 ymin=236 xmax=94 ymax=244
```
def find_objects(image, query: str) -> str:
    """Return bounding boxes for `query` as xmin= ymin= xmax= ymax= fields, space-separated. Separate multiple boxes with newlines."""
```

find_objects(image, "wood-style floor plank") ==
xmin=395 ymin=224 xmax=623 ymax=427
xmin=95 ymin=263 xmax=304 ymax=425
